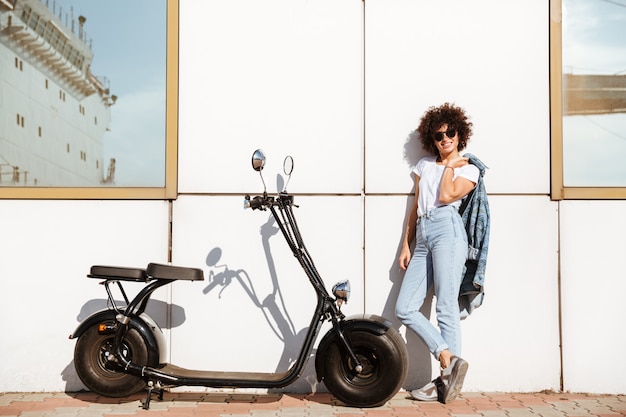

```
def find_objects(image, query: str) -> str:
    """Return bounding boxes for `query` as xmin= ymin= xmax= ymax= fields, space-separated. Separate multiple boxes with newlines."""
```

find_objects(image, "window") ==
xmin=550 ymin=0 xmax=626 ymax=199
xmin=1 ymin=0 xmax=179 ymax=199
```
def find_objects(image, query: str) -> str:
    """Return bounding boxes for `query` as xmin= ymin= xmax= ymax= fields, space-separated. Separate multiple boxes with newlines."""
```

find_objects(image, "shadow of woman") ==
xmin=378 ymin=129 xmax=435 ymax=391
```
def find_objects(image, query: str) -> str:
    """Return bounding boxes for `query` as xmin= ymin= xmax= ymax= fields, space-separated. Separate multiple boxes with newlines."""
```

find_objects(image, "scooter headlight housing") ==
xmin=332 ymin=280 xmax=350 ymax=307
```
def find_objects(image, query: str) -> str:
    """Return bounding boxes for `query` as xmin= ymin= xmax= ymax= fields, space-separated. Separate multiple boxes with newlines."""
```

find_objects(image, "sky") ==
xmin=49 ymin=0 xmax=168 ymax=187
xmin=562 ymin=0 xmax=626 ymax=186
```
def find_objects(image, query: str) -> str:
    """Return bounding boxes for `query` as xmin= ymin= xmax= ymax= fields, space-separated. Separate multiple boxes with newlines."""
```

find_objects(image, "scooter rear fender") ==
xmin=314 ymin=314 xmax=395 ymax=381
xmin=69 ymin=309 xmax=167 ymax=364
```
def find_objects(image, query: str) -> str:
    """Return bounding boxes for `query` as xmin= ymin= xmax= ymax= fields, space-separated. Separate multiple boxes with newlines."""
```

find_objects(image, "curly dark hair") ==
xmin=417 ymin=103 xmax=473 ymax=157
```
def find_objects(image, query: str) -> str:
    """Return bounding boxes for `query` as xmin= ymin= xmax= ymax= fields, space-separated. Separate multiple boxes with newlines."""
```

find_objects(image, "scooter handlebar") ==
xmin=244 ymin=194 xmax=273 ymax=210
xmin=244 ymin=193 xmax=296 ymax=211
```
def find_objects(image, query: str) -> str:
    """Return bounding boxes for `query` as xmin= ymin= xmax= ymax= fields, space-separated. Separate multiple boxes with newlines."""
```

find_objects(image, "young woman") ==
xmin=396 ymin=103 xmax=479 ymax=403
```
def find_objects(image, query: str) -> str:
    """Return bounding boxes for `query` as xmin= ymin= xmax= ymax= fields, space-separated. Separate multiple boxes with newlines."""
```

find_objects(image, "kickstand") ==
xmin=142 ymin=381 xmax=164 ymax=410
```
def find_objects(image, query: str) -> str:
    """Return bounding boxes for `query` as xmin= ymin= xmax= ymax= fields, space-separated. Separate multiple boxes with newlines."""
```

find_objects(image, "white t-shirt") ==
xmin=413 ymin=156 xmax=480 ymax=217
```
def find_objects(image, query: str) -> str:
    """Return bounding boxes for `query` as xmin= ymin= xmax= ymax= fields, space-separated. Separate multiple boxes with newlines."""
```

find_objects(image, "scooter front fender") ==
xmin=314 ymin=313 xmax=395 ymax=381
xmin=69 ymin=309 xmax=167 ymax=364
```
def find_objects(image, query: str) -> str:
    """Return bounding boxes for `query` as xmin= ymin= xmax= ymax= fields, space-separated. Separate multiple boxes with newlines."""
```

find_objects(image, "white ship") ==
xmin=0 ymin=0 xmax=116 ymax=186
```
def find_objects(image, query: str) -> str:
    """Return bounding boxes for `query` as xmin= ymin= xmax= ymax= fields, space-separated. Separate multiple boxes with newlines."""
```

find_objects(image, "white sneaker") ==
xmin=440 ymin=356 xmax=469 ymax=403
xmin=409 ymin=377 xmax=442 ymax=402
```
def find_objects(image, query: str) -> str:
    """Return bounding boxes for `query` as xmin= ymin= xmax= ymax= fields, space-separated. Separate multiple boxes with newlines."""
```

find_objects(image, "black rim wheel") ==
xmin=74 ymin=324 xmax=151 ymax=397
xmin=322 ymin=329 xmax=408 ymax=407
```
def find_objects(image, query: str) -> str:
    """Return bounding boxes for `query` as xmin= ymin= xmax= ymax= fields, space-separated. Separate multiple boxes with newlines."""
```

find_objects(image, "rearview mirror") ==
xmin=251 ymin=149 xmax=266 ymax=171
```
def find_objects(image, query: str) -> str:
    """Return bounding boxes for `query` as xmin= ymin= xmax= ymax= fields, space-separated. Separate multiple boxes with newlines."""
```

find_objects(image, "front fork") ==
xmin=326 ymin=301 xmax=363 ymax=374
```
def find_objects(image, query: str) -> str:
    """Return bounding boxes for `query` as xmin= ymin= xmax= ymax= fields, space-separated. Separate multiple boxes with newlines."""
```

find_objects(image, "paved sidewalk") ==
xmin=1 ymin=391 xmax=625 ymax=417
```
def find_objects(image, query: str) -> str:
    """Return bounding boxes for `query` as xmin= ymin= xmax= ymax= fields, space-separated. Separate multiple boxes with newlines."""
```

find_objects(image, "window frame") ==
xmin=550 ymin=0 xmax=626 ymax=200
xmin=1 ymin=0 xmax=179 ymax=200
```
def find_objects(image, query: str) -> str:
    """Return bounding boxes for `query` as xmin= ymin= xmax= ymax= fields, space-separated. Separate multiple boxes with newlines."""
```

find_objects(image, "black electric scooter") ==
xmin=69 ymin=149 xmax=408 ymax=409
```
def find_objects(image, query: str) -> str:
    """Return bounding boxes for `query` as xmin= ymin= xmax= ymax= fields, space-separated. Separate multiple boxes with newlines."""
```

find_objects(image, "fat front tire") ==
xmin=74 ymin=323 xmax=150 ymax=397
xmin=321 ymin=328 xmax=408 ymax=407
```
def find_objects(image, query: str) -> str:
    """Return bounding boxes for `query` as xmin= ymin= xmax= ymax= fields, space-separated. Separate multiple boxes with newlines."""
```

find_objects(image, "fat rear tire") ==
xmin=74 ymin=323 xmax=150 ymax=397
xmin=321 ymin=328 xmax=408 ymax=407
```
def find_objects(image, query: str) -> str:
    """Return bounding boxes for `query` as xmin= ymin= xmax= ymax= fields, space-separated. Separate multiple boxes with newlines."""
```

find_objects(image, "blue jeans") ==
xmin=396 ymin=205 xmax=467 ymax=360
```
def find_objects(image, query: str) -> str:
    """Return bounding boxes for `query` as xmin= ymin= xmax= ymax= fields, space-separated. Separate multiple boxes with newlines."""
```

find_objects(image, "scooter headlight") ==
xmin=332 ymin=280 xmax=350 ymax=307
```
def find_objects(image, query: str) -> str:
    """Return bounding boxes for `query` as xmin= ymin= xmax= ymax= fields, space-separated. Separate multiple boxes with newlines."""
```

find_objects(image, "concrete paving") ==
xmin=1 ymin=391 xmax=625 ymax=417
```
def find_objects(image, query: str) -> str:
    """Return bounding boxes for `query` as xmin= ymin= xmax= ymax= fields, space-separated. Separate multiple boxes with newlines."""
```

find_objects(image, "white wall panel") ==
xmin=178 ymin=0 xmax=363 ymax=194
xmin=4 ymin=0 xmax=621 ymax=399
xmin=364 ymin=195 xmax=561 ymax=392
xmin=560 ymin=201 xmax=626 ymax=394
xmin=461 ymin=196 xmax=560 ymax=392
xmin=0 ymin=201 xmax=169 ymax=392
xmin=170 ymin=194 xmax=363 ymax=392
xmin=365 ymin=0 xmax=549 ymax=195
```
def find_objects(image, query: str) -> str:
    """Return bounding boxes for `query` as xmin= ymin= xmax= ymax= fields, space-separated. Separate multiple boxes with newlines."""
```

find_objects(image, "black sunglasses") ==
xmin=434 ymin=127 xmax=457 ymax=142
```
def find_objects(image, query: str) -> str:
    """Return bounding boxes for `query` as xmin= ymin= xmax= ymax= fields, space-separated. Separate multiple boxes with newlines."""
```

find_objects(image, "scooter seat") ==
xmin=88 ymin=266 xmax=148 ymax=282
xmin=147 ymin=263 xmax=205 ymax=281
